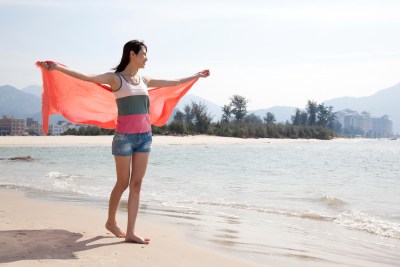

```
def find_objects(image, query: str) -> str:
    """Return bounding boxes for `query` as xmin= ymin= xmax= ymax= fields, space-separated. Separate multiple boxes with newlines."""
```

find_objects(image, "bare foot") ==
xmin=125 ymin=233 xmax=150 ymax=244
xmin=105 ymin=222 xmax=126 ymax=238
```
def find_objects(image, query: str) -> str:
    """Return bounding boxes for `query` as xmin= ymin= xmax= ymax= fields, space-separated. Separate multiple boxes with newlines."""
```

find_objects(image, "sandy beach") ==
xmin=0 ymin=134 xmax=284 ymax=147
xmin=0 ymin=188 xmax=260 ymax=267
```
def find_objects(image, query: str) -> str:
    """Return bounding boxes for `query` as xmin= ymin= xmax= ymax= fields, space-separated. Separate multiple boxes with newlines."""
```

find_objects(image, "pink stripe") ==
xmin=116 ymin=114 xmax=151 ymax=134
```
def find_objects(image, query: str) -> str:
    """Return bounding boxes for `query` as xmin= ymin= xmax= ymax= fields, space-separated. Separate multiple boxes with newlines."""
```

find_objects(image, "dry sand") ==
xmin=0 ymin=134 xmax=317 ymax=147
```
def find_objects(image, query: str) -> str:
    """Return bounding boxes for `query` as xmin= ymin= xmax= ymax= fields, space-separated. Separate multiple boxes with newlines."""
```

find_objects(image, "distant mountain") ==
xmin=0 ymin=85 xmax=41 ymax=118
xmin=324 ymin=83 xmax=400 ymax=134
xmin=175 ymin=94 xmax=223 ymax=121
xmin=21 ymin=85 xmax=42 ymax=97
xmin=0 ymin=85 xmax=65 ymax=124
xmin=249 ymin=106 xmax=296 ymax=123
xmin=176 ymin=95 xmax=296 ymax=123
xmin=0 ymin=85 xmax=295 ymax=126
xmin=2 ymin=82 xmax=399 ymax=134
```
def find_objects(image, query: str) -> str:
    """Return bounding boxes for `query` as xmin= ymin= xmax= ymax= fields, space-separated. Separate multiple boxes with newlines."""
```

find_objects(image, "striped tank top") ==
xmin=113 ymin=73 xmax=151 ymax=134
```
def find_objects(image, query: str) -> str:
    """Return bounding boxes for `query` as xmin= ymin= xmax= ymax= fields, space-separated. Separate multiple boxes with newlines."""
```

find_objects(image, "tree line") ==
xmin=152 ymin=95 xmax=337 ymax=140
xmin=62 ymin=94 xmax=338 ymax=139
xmin=62 ymin=126 xmax=114 ymax=136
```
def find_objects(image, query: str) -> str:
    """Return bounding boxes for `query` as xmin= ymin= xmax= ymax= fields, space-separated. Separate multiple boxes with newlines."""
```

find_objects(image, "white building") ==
xmin=49 ymin=121 xmax=71 ymax=135
xmin=335 ymin=109 xmax=393 ymax=137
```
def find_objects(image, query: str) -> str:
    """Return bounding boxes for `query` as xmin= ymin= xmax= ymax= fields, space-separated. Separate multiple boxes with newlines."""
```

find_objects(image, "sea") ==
xmin=1 ymin=137 xmax=399 ymax=266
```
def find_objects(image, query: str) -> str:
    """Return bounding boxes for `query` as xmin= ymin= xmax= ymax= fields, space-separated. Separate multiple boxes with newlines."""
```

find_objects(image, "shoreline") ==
xmin=0 ymin=134 xmax=330 ymax=147
xmin=0 ymin=188 xmax=260 ymax=267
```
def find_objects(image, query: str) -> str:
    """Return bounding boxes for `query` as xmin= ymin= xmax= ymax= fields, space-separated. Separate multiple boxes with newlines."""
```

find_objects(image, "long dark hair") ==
xmin=113 ymin=40 xmax=147 ymax=73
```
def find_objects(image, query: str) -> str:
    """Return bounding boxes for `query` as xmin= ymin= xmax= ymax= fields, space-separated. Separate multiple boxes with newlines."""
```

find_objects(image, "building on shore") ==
xmin=0 ymin=115 xmax=26 ymax=136
xmin=49 ymin=120 xmax=75 ymax=135
xmin=0 ymin=114 xmax=92 ymax=136
xmin=25 ymin=117 xmax=42 ymax=135
xmin=334 ymin=109 xmax=393 ymax=138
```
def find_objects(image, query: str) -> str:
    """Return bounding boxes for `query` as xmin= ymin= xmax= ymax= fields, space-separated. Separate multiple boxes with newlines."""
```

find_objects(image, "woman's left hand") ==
xmin=195 ymin=69 xmax=210 ymax=78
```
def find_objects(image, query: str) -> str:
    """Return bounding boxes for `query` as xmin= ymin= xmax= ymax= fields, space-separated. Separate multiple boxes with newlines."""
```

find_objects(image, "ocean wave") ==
xmin=45 ymin=171 xmax=71 ymax=179
xmin=250 ymin=207 xmax=334 ymax=221
xmin=45 ymin=171 xmax=78 ymax=191
xmin=153 ymin=198 xmax=400 ymax=237
xmin=314 ymin=195 xmax=348 ymax=209
xmin=334 ymin=210 xmax=400 ymax=239
xmin=177 ymin=200 xmax=335 ymax=222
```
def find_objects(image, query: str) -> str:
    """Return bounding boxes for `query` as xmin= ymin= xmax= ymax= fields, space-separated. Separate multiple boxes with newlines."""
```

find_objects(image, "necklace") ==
xmin=120 ymin=73 xmax=140 ymax=85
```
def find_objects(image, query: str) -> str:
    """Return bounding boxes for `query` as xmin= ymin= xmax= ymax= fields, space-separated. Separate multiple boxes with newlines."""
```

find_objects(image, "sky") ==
xmin=0 ymin=0 xmax=399 ymax=110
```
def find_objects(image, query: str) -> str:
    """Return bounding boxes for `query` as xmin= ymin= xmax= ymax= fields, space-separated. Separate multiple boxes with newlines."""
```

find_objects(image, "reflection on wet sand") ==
xmin=286 ymin=253 xmax=326 ymax=262
xmin=209 ymin=238 xmax=237 ymax=247
xmin=218 ymin=213 xmax=241 ymax=225
xmin=219 ymin=228 xmax=239 ymax=234
xmin=119 ymin=202 xmax=202 ymax=221
xmin=208 ymin=236 xmax=338 ymax=265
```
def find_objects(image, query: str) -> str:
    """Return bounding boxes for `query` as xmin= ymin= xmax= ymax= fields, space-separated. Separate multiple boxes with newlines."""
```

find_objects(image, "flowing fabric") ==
xmin=36 ymin=62 xmax=198 ymax=134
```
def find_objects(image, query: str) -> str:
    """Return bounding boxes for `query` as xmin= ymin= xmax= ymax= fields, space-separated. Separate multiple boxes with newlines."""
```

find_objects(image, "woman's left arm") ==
xmin=144 ymin=70 xmax=210 ymax=87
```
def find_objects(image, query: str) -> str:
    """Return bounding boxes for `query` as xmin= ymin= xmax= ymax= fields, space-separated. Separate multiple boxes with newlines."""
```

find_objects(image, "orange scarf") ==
xmin=36 ymin=62 xmax=198 ymax=134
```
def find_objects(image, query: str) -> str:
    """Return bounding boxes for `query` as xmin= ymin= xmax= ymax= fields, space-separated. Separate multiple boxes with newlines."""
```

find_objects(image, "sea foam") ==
xmin=335 ymin=210 xmax=400 ymax=239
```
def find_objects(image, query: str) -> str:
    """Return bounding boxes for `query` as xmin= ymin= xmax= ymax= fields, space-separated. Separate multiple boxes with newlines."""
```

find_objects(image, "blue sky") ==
xmin=1 ymin=0 xmax=399 ymax=109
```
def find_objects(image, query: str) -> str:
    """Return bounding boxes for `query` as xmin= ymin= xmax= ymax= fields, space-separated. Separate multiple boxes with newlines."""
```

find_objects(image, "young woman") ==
xmin=38 ymin=40 xmax=210 ymax=244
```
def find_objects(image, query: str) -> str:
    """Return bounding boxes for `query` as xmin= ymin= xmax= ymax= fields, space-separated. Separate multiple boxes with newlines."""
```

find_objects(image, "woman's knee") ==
xmin=114 ymin=180 xmax=129 ymax=192
xmin=130 ymin=179 xmax=143 ymax=193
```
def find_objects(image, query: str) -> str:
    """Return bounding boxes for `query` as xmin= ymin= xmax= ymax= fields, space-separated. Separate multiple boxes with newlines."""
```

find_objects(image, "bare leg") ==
xmin=106 ymin=155 xmax=131 ymax=237
xmin=125 ymin=152 xmax=150 ymax=244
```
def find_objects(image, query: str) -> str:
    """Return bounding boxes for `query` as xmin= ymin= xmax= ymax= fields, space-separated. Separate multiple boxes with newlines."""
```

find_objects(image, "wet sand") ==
xmin=0 ymin=189 xmax=260 ymax=267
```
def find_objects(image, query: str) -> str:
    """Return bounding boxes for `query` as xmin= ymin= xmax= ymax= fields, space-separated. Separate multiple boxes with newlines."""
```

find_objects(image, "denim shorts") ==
xmin=112 ymin=132 xmax=152 ymax=156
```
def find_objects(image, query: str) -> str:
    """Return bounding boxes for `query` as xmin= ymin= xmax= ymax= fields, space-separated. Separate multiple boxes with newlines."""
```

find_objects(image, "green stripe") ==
xmin=116 ymin=95 xmax=150 ymax=115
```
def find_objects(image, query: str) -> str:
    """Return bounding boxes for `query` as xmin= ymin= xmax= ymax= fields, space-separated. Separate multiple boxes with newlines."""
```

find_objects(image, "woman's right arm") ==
xmin=37 ymin=61 xmax=119 ymax=90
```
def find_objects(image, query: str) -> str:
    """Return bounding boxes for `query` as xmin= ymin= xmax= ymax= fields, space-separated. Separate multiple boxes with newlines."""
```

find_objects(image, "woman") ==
xmin=38 ymin=40 xmax=210 ymax=244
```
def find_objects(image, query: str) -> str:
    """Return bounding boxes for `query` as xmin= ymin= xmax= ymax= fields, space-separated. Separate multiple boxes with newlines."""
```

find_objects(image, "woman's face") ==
xmin=132 ymin=47 xmax=148 ymax=68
